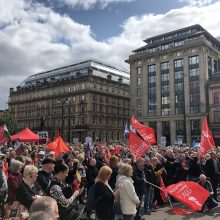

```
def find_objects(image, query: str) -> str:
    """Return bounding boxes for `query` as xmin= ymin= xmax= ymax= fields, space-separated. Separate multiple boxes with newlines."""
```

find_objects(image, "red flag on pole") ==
xmin=131 ymin=115 xmax=156 ymax=144
xmin=199 ymin=116 xmax=215 ymax=157
xmin=159 ymin=176 xmax=169 ymax=203
xmin=47 ymin=136 xmax=70 ymax=158
xmin=163 ymin=181 xmax=209 ymax=211
xmin=129 ymin=131 xmax=151 ymax=160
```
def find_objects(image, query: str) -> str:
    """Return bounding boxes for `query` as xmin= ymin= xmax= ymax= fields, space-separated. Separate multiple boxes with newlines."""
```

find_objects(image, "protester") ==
xmin=132 ymin=158 xmax=145 ymax=220
xmin=198 ymin=174 xmax=218 ymax=211
xmin=119 ymin=164 xmax=140 ymax=220
xmin=29 ymin=196 xmax=59 ymax=219
xmin=37 ymin=158 xmax=55 ymax=193
xmin=7 ymin=159 xmax=23 ymax=204
xmin=143 ymin=157 xmax=155 ymax=215
xmin=17 ymin=165 xmax=43 ymax=209
xmin=47 ymin=163 xmax=81 ymax=220
xmin=94 ymin=165 xmax=115 ymax=220
xmin=109 ymin=155 xmax=119 ymax=190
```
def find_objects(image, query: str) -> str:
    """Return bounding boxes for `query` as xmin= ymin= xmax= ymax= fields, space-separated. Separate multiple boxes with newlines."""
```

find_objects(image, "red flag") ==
xmin=199 ymin=116 xmax=215 ymax=157
xmin=114 ymin=145 xmax=120 ymax=155
xmin=47 ymin=136 xmax=70 ymax=158
xmin=131 ymin=115 xmax=156 ymax=144
xmin=163 ymin=181 xmax=209 ymax=211
xmin=160 ymin=176 xmax=168 ymax=203
xmin=129 ymin=131 xmax=150 ymax=160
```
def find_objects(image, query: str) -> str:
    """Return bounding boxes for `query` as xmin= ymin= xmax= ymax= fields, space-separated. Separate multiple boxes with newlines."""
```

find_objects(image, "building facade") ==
xmin=208 ymin=72 xmax=220 ymax=145
xmin=127 ymin=24 xmax=220 ymax=146
xmin=8 ymin=60 xmax=130 ymax=143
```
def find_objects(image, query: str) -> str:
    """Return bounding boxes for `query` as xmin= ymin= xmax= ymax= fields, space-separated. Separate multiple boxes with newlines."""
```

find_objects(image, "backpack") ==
xmin=85 ymin=183 xmax=102 ymax=211
xmin=85 ymin=184 xmax=96 ymax=211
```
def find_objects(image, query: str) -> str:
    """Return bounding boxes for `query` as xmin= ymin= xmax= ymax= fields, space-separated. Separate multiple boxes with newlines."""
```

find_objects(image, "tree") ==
xmin=0 ymin=111 xmax=17 ymax=134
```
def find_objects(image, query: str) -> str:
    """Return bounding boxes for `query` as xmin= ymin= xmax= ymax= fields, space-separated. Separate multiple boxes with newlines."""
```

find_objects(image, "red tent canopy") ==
xmin=12 ymin=128 xmax=39 ymax=142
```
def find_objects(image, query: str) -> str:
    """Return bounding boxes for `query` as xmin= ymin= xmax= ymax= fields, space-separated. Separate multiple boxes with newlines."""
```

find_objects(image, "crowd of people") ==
xmin=0 ymin=141 xmax=220 ymax=220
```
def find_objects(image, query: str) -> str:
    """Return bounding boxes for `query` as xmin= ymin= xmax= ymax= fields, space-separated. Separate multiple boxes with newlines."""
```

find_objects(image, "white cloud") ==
xmin=179 ymin=0 xmax=213 ymax=7
xmin=59 ymin=0 xmax=134 ymax=9
xmin=1 ymin=0 xmax=220 ymax=109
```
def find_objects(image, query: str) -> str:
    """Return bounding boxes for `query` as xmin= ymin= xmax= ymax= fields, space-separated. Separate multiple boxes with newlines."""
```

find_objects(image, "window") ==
xmin=80 ymin=95 xmax=85 ymax=101
xmin=149 ymin=86 xmax=156 ymax=96
xmin=81 ymin=84 xmax=85 ymax=89
xmin=175 ymin=82 xmax=183 ymax=93
xmin=161 ymin=96 xmax=170 ymax=105
xmin=191 ymin=119 xmax=200 ymax=135
xmin=137 ymin=67 xmax=142 ymax=75
xmin=161 ymin=73 xmax=169 ymax=82
xmin=148 ymin=75 xmax=156 ymax=84
xmin=161 ymin=44 xmax=170 ymax=50
xmin=190 ymin=94 xmax=200 ymax=103
xmin=174 ymin=41 xmax=184 ymax=47
xmin=148 ymin=64 xmax=156 ymax=73
xmin=189 ymin=55 xmax=199 ymax=65
xmin=148 ymin=47 xmax=157 ymax=53
xmin=189 ymin=68 xmax=199 ymax=77
xmin=161 ymin=62 xmax=169 ymax=70
xmin=175 ymin=95 xmax=184 ymax=104
xmin=137 ymin=110 xmax=141 ymax=117
xmin=213 ymin=92 xmax=219 ymax=104
xmin=214 ymin=111 xmax=220 ymax=122
xmin=137 ymin=77 xmax=141 ymax=86
xmin=149 ymin=98 xmax=156 ymax=107
xmin=137 ymin=88 xmax=141 ymax=97
xmin=174 ymin=59 xmax=183 ymax=68
xmin=148 ymin=109 xmax=156 ymax=116
xmin=93 ymin=94 xmax=97 ymax=101
xmin=190 ymin=106 xmax=200 ymax=114
xmin=176 ymin=52 xmax=181 ymax=57
xmin=137 ymin=99 xmax=141 ymax=108
xmin=189 ymin=80 xmax=200 ymax=91
xmin=161 ymin=85 xmax=169 ymax=94
xmin=175 ymin=70 xmax=184 ymax=80
xmin=162 ymin=108 xmax=170 ymax=116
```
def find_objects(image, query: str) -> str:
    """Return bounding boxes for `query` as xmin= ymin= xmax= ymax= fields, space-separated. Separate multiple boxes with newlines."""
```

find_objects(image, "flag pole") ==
xmin=145 ymin=180 xmax=173 ymax=208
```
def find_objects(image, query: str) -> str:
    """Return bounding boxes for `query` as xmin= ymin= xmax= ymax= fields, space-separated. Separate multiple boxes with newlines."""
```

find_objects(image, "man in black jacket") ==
xmin=205 ymin=152 xmax=220 ymax=201
xmin=37 ymin=158 xmax=55 ymax=192
xmin=133 ymin=158 xmax=146 ymax=220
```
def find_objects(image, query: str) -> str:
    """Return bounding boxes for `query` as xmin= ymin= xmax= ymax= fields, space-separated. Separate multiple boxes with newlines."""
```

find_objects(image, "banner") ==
xmin=131 ymin=115 xmax=156 ymax=144
xmin=163 ymin=181 xmax=209 ymax=211
xmin=199 ymin=116 xmax=215 ymax=157
xmin=129 ymin=131 xmax=150 ymax=160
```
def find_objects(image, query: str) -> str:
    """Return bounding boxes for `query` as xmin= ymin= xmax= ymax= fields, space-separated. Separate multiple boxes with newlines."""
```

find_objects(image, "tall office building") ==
xmin=8 ymin=60 xmax=130 ymax=143
xmin=127 ymin=24 xmax=220 ymax=146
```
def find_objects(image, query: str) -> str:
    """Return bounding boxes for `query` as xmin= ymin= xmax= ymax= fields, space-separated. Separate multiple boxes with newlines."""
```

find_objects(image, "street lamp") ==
xmin=57 ymin=98 xmax=71 ymax=140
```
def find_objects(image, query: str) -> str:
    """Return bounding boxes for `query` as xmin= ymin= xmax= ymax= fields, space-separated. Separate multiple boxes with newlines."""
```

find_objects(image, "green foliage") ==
xmin=0 ymin=112 xmax=16 ymax=134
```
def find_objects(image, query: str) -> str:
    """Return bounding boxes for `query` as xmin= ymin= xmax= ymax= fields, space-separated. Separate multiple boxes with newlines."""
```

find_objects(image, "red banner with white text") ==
xmin=129 ymin=131 xmax=151 ymax=160
xmin=163 ymin=181 xmax=209 ymax=211
xmin=131 ymin=115 xmax=156 ymax=144
xmin=199 ymin=116 xmax=215 ymax=157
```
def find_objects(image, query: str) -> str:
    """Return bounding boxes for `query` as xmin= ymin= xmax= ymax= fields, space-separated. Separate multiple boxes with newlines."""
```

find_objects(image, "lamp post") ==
xmin=57 ymin=98 xmax=71 ymax=139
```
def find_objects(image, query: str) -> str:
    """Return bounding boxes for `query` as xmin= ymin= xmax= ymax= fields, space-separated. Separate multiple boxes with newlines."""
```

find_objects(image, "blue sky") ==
xmin=53 ymin=0 xmax=182 ymax=40
xmin=0 ymin=0 xmax=220 ymax=109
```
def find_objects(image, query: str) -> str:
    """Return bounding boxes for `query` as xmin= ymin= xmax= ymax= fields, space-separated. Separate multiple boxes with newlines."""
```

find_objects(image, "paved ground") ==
xmin=141 ymin=202 xmax=220 ymax=220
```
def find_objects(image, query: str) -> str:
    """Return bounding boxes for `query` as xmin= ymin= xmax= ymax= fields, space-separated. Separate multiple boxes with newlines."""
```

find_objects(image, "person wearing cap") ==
xmin=37 ymin=158 xmax=55 ymax=193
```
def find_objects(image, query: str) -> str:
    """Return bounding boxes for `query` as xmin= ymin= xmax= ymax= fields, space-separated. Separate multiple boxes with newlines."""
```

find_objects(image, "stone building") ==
xmin=127 ymin=24 xmax=220 ymax=146
xmin=8 ymin=60 xmax=130 ymax=143
xmin=208 ymin=72 xmax=220 ymax=145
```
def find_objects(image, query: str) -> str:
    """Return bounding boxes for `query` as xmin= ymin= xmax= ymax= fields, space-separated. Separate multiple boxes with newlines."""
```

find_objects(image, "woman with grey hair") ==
xmin=17 ymin=165 xmax=43 ymax=209
xmin=7 ymin=159 xmax=23 ymax=204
